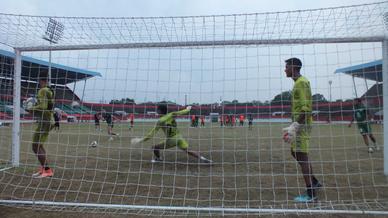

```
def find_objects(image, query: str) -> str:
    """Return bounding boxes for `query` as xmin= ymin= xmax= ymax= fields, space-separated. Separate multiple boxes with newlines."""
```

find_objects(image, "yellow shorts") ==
xmin=161 ymin=135 xmax=189 ymax=150
xmin=32 ymin=121 xmax=53 ymax=144
xmin=291 ymin=126 xmax=311 ymax=153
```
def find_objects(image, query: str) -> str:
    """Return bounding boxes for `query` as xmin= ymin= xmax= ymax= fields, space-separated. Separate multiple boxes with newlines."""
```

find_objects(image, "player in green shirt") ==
xmin=348 ymin=98 xmax=378 ymax=153
xmin=282 ymin=58 xmax=321 ymax=203
xmin=131 ymin=104 xmax=212 ymax=163
xmin=27 ymin=71 xmax=55 ymax=178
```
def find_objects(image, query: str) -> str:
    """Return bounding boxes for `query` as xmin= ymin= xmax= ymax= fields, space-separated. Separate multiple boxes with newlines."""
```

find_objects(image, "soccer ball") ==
xmin=23 ymin=97 xmax=37 ymax=110
xmin=90 ymin=141 xmax=98 ymax=147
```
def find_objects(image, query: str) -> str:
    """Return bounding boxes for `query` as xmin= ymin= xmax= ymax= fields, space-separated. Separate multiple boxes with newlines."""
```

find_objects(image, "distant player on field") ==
xmin=248 ymin=114 xmax=253 ymax=130
xmin=191 ymin=115 xmax=196 ymax=127
xmin=94 ymin=112 xmax=101 ymax=131
xmin=102 ymin=110 xmax=118 ymax=138
xmin=131 ymin=104 xmax=212 ymax=163
xmin=200 ymin=115 xmax=205 ymax=127
xmin=129 ymin=113 xmax=135 ymax=129
xmin=27 ymin=71 xmax=55 ymax=178
xmin=231 ymin=115 xmax=236 ymax=127
xmin=282 ymin=57 xmax=321 ymax=203
xmin=53 ymin=108 xmax=61 ymax=131
xmin=239 ymin=114 xmax=244 ymax=126
xmin=348 ymin=98 xmax=378 ymax=153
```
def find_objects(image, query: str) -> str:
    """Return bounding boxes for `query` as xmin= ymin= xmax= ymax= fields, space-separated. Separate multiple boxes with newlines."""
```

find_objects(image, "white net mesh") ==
xmin=0 ymin=1 xmax=388 ymax=216
xmin=0 ymin=2 xmax=386 ymax=49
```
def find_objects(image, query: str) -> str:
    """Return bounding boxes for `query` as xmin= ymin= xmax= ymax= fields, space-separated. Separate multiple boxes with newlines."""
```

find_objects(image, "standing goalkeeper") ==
xmin=26 ymin=71 xmax=55 ymax=178
xmin=282 ymin=58 xmax=320 ymax=202
xmin=131 ymin=104 xmax=212 ymax=163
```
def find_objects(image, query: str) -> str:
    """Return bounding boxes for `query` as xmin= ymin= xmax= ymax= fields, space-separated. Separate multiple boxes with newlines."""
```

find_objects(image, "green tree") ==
xmin=271 ymin=91 xmax=291 ymax=105
xmin=312 ymin=94 xmax=327 ymax=103
xmin=109 ymin=98 xmax=135 ymax=104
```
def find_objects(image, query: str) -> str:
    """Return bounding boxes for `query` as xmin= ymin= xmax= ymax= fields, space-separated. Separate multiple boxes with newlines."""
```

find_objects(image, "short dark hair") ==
xmin=285 ymin=58 xmax=302 ymax=70
xmin=38 ymin=69 xmax=49 ymax=81
xmin=157 ymin=104 xmax=168 ymax=115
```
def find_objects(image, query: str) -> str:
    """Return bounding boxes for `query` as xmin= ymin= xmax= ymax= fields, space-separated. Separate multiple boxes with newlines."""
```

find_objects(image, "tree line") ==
xmin=109 ymin=92 xmax=353 ymax=106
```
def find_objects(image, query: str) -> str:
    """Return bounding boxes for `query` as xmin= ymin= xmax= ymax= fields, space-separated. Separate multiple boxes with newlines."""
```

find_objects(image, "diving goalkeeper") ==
xmin=131 ymin=104 xmax=212 ymax=163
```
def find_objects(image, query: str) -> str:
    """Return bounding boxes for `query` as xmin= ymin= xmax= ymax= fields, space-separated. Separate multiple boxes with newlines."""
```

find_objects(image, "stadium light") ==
xmin=43 ymin=18 xmax=64 ymax=85
xmin=328 ymin=80 xmax=332 ymax=102
xmin=43 ymin=18 xmax=64 ymax=44
xmin=328 ymin=80 xmax=333 ymax=123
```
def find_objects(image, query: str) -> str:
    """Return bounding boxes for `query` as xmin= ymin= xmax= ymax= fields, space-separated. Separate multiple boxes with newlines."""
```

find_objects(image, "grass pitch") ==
xmin=0 ymin=121 xmax=386 ymax=214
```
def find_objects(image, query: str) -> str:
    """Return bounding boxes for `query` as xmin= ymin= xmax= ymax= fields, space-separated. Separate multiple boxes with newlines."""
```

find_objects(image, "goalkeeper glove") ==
xmin=282 ymin=122 xmax=301 ymax=143
xmin=186 ymin=106 xmax=192 ymax=111
xmin=131 ymin=137 xmax=143 ymax=145
xmin=22 ymin=97 xmax=37 ymax=111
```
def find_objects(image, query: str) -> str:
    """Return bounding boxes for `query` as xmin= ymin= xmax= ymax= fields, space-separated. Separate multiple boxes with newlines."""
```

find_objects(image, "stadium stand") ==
xmin=0 ymin=49 xmax=101 ymax=120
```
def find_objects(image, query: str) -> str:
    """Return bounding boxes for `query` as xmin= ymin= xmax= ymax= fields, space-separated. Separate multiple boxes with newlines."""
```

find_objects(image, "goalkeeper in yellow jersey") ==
xmin=131 ymin=104 xmax=212 ymax=163
xmin=26 ymin=71 xmax=55 ymax=178
xmin=282 ymin=58 xmax=321 ymax=202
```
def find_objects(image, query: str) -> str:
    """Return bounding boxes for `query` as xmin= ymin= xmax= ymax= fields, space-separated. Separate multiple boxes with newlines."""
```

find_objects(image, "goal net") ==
xmin=0 ymin=1 xmax=387 ymax=216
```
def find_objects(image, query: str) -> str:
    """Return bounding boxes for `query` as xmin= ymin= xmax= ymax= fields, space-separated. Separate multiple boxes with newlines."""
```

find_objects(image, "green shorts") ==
xmin=32 ymin=121 xmax=53 ymax=144
xmin=107 ymin=122 xmax=114 ymax=128
xmin=357 ymin=123 xmax=371 ymax=135
xmin=161 ymin=135 xmax=189 ymax=150
xmin=291 ymin=126 xmax=311 ymax=153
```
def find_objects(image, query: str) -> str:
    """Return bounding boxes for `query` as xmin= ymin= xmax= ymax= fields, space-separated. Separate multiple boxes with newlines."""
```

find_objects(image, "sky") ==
xmin=0 ymin=0 xmax=378 ymax=17
xmin=0 ymin=0 xmax=384 ymax=104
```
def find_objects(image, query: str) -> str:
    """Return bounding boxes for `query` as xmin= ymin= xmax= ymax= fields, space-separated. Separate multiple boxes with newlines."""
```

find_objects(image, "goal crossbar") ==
xmin=16 ymin=36 xmax=386 ymax=52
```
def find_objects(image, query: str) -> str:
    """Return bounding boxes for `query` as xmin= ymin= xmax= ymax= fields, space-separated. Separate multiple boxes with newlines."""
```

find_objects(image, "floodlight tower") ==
xmin=328 ymin=80 xmax=332 ymax=102
xmin=43 ymin=18 xmax=64 ymax=85
xmin=328 ymin=80 xmax=332 ymax=123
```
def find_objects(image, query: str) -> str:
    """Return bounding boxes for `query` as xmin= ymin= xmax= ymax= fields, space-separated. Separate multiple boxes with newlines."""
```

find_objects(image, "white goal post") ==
xmin=383 ymin=39 xmax=388 ymax=175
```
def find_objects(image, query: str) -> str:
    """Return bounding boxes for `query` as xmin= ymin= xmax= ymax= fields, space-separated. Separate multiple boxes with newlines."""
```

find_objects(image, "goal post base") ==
xmin=1 ymin=200 xmax=388 ymax=216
